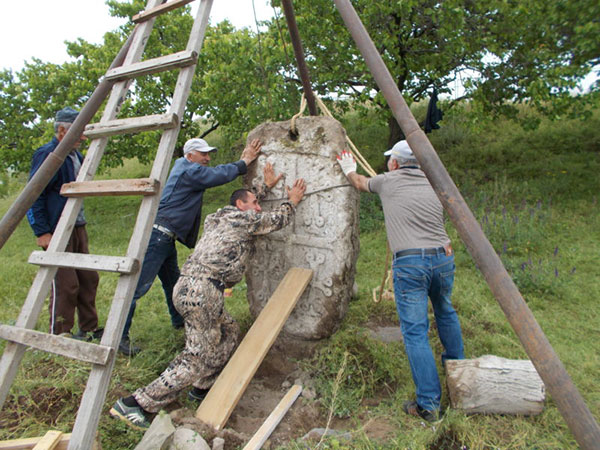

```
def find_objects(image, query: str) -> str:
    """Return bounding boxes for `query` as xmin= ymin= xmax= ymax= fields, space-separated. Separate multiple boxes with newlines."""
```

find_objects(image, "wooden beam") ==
xmin=243 ymin=385 xmax=302 ymax=450
xmin=104 ymin=50 xmax=197 ymax=81
xmin=0 ymin=326 xmax=112 ymax=365
xmin=0 ymin=433 xmax=100 ymax=450
xmin=31 ymin=431 xmax=62 ymax=450
xmin=60 ymin=178 xmax=159 ymax=197
xmin=28 ymin=251 xmax=139 ymax=274
xmin=195 ymin=267 xmax=313 ymax=429
xmin=132 ymin=0 xmax=196 ymax=23
xmin=85 ymin=113 xmax=179 ymax=139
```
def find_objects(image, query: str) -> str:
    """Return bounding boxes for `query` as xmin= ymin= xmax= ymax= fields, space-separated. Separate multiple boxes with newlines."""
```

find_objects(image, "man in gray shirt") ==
xmin=337 ymin=140 xmax=464 ymax=422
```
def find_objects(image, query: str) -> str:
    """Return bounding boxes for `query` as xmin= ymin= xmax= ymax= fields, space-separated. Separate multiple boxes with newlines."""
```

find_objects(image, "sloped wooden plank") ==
xmin=195 ymin=267 xmax=313 ymax=429
xmin=28 ymin=251 xmax=139 ymax=274
xmin=243 ymin=385 xmax=303 ymax=450
xmin=60 ymin=177 xmax=159 ymax=197
xmin=104 ymin=50 xmax=197 ymax=81
xmin=84 ymin=113 xmax=179 ymax=139
xmin=0 ymin=325 xmax=112 ymax=365
xmin=132 ymin=0 xmax=196 ymax=23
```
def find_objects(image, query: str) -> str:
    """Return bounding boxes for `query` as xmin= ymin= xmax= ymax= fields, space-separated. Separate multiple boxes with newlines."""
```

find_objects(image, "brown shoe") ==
xmin=402 ymin=400 xmax=438 ymax=422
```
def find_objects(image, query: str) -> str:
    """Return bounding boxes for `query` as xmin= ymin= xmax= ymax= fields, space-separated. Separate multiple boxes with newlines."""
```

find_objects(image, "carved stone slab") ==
xmin=244 ymin=116 xmax=360 ymax=340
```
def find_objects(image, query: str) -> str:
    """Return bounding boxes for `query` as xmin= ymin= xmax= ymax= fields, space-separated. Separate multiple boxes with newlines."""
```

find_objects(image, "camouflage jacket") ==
xmin=180 ymin=196 xmax=295 ymax=286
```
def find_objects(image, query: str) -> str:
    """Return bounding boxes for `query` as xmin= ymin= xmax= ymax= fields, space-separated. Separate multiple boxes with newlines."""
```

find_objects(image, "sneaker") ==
xmin=73 ymin=328 xmax=104 ymax=342
xmin=187 ymin=387 xmax=209 ymax=403
xmin=118 ymin=337 xmax=141 ymax=356
xmin=109 ymin=398 xmax=150 ymax=430
xmin=402 ymin=400 xmax=439 ymax=422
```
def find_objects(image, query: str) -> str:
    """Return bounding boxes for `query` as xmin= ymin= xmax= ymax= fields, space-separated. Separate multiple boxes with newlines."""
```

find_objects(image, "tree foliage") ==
xmin=0 ymin=0 xmax=598 ymax=174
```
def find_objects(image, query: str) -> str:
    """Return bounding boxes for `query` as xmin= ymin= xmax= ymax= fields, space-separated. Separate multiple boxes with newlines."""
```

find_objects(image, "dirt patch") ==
xmin=0 ymin=386 xmax=76 ymax=432
xmin=167 ymin=345 xmax=396 ymax=449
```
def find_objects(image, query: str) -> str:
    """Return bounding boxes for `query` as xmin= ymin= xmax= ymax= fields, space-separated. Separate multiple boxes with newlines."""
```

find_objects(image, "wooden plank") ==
xmin=60 ymin=178 xmax=159 ymax=198
xmin=28 ymin=251 xmax=139 ymax=274
xmin=132 ymin=0 xmax=196 ymax=23
xmin=243 ymin=385 xmax=302 ymax=450
xmin=0 ymin=325 xmax=112 ymax=366
xmin=104 ymin=50 xmax=197 ymax=81
xmin=85 ymin=113 xmax=179 ymax=139
xmin=195 ymin=267 xmax=313 ymax=429
xmin=32 ymin=431 xmax=62 ymax=450
xmin=0 ymin=433 xmax=100 ymax=450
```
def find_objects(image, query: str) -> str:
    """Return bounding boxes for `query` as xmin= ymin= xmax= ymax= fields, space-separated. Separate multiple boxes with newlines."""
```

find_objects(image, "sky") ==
xmin=0 ymin=0 xmax=274 ymax=73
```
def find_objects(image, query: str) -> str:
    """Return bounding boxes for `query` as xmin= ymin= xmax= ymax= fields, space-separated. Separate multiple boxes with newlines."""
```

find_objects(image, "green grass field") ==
xmin=0 ymin=101 xmax=598 ymax=449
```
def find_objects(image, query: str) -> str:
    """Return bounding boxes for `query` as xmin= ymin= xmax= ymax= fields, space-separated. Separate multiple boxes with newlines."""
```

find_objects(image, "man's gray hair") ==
xmin=391 ymin=154 xmax=420 ymax=167
xmin=54 ymin=121 xmax=73 ymax=134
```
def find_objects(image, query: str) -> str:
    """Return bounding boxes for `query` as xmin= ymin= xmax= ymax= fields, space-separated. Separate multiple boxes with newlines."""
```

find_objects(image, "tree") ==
xmin=268 ymin=0 xmax=599 ymax=144
xmin=0 ymin=0 xmax=297 ymax=173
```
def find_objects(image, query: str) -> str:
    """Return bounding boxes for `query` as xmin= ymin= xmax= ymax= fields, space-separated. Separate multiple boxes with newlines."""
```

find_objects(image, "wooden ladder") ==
xmin=0 ymin=1 xmax=212 ymax=448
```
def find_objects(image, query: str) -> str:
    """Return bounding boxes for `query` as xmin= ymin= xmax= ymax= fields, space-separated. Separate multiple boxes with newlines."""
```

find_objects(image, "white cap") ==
xmin=183 ymin=138 xmax=217 ymax=154
xmin=384 ymin=140 xmax=413 ymax=158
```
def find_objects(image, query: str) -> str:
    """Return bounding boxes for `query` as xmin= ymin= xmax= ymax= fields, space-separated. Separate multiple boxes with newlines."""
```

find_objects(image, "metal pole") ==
xmin=0 ymin=30 xmax=136 ymax=250
xmin=280 ymin=0 xmax=318 ymax=116
xmin=332 ymin=0 xmax=600 ymax=448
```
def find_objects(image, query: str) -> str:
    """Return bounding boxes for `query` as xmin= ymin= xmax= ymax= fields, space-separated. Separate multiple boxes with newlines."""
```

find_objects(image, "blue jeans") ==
xmin=393 ymin=249 xmax=464 ymax=412
xmin=122 ymin=228 xmax=183 ymax=339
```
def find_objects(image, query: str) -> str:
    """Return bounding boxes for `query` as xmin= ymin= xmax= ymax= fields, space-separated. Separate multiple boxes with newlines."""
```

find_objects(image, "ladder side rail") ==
xmin=68 ymin=2 xmax=214 ymax=448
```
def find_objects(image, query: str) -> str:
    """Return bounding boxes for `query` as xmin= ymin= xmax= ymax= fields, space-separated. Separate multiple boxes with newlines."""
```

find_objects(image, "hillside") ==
xmin=0 ymin=101 xmax=599 ymax=449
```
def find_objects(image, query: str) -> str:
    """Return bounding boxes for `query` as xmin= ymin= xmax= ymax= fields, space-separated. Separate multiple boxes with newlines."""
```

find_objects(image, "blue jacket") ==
xmin=27 ymin=137 xmax=83 ymax=237
xmin=155 ymin=157 xmax=247 ymax=248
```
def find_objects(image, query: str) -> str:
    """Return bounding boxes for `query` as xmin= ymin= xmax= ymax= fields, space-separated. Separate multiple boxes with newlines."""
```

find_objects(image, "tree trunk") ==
xmin=446 ymin=355 xmax=546 ymax=416
xmin=387 ymin=116 xmax=405 ymax=149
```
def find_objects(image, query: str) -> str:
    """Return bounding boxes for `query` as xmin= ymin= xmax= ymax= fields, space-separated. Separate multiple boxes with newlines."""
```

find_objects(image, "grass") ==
xmin=1 ymin=99 xmax=599 ymax=449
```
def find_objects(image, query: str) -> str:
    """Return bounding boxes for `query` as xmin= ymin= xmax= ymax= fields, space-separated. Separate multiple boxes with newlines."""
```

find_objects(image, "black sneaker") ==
xmin=402 ymin=400 xmax=439 ymax=422
xmin=118 ymin=337 xmax=141 ymax=356
xmin=73 ymin=328 xmax=104 ymax=342
xmin=187 ymin=387 xmax=209 ymax=403
xmin=109 ymin=398 xmax=150 ymax=430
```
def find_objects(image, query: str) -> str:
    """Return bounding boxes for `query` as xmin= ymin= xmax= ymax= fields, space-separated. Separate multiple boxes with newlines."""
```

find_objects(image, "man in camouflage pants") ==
xmin=110 ymin=163 xmax=306 ymax=429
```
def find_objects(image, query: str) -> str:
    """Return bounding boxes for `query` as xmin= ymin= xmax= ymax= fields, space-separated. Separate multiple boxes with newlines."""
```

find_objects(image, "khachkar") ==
xmin=245 ymin=116 xmax=360 ymax=340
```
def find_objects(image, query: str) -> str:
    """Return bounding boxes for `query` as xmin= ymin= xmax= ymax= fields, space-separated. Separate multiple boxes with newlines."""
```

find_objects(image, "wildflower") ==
xmin=554 ymin=268 xmax=559 ymax=277
xmin=554 ymin=246 xmax=559 ymax=257
xmin=570 ymin=267 xmax=576 ymax=274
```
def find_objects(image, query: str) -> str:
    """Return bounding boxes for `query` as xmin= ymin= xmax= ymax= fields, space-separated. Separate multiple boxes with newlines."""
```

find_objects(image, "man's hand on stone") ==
xmin=286 ymin=178 xmax=306 ymax=206
xmin=264 ymin=162 xmax=283 ymax=189
xmin=336 ymin=150 xmax=357 ymax=177
xmin=241 ymin=139 xmax=262 ymax=166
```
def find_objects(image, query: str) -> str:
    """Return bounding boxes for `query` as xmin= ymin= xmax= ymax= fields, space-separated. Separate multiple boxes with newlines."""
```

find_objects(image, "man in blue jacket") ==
xmin=27 ymin=107 xmax=102 ymax=340
xmin=119 ymin=137 xmax=262 ymax=355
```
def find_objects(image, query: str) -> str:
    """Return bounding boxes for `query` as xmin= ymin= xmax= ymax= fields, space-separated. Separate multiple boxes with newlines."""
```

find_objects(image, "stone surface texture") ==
xmin=244 ymin=116 xmax=359 ymax=340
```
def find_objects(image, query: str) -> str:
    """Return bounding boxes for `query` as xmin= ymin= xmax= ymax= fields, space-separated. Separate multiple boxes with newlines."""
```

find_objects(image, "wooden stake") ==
xmin=243 ymin=385 xmax=303 ymax=450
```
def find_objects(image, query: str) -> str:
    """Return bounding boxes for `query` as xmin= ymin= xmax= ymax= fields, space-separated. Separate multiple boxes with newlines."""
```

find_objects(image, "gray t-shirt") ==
xmin=368 ymin=168 xmax=449 ymax=253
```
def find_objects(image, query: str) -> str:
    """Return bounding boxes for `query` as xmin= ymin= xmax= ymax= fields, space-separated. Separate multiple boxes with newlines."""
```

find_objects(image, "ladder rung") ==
xmin=132 ymin=0 xmax=196 ymax=23
xmin=28 ymin=251 xmax=140 ymax=274
xmin=60 ymin=177 xmax=160 ymax=197
xmin=0 ymin=325 xmax=112 ymax=365
xmin=85 ymin=113 xmax=179 ymax=139
xmin=104 ymin=50 xmax=198 ymax=81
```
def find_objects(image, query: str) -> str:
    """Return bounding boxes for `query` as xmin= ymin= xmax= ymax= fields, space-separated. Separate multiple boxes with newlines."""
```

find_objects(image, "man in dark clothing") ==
xmin=110 ymin=164 xmax=305 ymax=429
xmin=27 ymin=107 xmax=102 ymax=340
xmin=119 ymin=138 xmax=262 ymax=356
